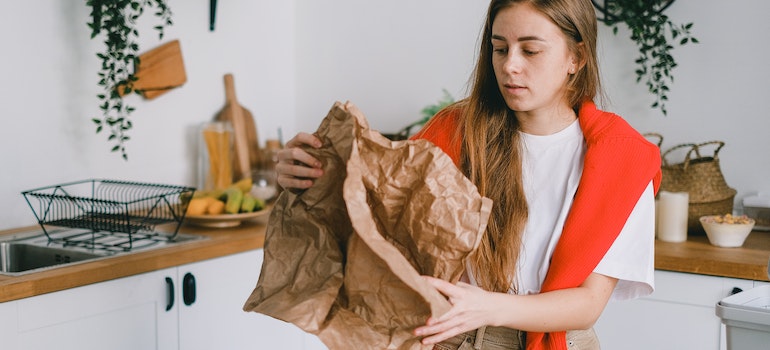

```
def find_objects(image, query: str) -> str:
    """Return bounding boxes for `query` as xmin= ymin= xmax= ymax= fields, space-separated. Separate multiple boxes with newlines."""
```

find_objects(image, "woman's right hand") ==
xmin=275 ymin=132 xmax=324 ymax=190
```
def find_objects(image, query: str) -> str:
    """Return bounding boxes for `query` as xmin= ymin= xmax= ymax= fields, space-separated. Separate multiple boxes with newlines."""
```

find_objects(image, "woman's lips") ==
xmin=503 ymin=83 xmax=527 ymax=94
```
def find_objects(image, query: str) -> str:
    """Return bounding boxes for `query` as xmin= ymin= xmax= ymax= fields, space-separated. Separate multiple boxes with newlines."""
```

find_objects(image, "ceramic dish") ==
xmin=185 ymin=206 xmax=271 ymax=228
xmin=700 ymin=215 xmax=756 ymax=248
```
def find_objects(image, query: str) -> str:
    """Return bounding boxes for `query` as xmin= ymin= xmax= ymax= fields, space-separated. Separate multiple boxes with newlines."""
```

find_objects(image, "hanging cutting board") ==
xmin=132 ymin=40 xmax=187 ymax=99
xmin=214 ymin=74 xmax=260 ymax=181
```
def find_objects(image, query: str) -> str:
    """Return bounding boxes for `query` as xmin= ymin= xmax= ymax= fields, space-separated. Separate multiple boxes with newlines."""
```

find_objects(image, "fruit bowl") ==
xmin=185 ymin=205 xmax=272 ymax=228
xmin=700 ymin=214 xmax=755 ymax=248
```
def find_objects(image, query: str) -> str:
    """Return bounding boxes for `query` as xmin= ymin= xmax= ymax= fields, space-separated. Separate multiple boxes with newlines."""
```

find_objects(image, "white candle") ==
xmin=657 ymin=191 xmax=689 ymax=242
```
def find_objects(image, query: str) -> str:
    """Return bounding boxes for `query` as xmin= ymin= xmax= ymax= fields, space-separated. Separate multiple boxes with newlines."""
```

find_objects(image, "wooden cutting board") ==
xmin=133 ymin=40 xmax=187 ymax=99
xmin=214 ymin=74 xmax=259 ymax=181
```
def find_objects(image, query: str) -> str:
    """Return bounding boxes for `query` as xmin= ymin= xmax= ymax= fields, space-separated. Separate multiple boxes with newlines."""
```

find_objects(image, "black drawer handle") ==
xmin=183 ymin=272 xmax=196 ymax=306
xmin=165 ymin=277 xmax=174 ymax=311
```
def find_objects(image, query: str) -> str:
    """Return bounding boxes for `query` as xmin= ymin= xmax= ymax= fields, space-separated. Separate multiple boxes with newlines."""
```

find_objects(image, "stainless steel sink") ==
xmin=0 ymin=242 xmax=106 ymax=274
xmin=0 ymin=228 xmax=206 ymax=276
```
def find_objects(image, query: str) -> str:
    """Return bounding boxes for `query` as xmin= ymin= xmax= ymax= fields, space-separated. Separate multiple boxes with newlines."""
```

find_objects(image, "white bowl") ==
xmin=700 ymin=215 xmax=755 ymax=248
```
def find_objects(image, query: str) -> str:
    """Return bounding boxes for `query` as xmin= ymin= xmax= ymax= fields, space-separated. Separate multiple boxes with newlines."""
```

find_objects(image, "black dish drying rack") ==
xmin=22 ymin=179 xmax=195 ymax=252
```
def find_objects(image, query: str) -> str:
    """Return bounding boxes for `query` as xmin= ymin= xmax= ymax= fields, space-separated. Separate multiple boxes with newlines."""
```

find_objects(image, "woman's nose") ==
xmin=503 ymin=53 xmax=523 ymax=74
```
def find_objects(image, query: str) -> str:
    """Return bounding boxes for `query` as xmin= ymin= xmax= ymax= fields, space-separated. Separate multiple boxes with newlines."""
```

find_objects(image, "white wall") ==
xmin=295 ymin=0 xmax=770 ymax=213
xmin=598 ymin=0 xmax=770 ymax=214
xmin=2 ymin=0 xmax=768 ymax=230
xmin=294 ymin=0 xmax=487 ymax=134
xmin=0 ymin=0 xmax=295 ymax=230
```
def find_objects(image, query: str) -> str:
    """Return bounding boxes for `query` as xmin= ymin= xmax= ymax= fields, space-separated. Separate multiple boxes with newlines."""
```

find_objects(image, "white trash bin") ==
xmin=716 ymin=285 xmax=770 ymax=350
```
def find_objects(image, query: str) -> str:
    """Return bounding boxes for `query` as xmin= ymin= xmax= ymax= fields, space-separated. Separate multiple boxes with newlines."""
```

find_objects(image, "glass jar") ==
xmin=198 ymin=121 xmax=234 ymax=191
xmin=250 ymin=139 xmax=282 ymax=202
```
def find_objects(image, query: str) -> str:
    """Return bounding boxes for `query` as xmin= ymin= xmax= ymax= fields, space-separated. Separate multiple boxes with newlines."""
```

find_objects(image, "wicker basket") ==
xmin=660 ymin=141 xmax=737 ymax=234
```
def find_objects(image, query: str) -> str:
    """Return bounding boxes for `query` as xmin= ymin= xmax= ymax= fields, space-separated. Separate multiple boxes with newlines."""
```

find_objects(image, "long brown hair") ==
xmin=462 ymin=0 xmax=601 ymax=292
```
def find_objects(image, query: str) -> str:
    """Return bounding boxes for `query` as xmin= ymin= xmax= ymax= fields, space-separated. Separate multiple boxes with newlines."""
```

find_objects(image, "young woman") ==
xmin=275 ymin=1 xmax=661 ymax=349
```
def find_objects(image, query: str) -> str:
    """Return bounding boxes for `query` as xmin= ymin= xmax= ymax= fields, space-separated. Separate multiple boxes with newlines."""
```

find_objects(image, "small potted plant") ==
xmin=385 ymin=89 xmax=455 ymax=141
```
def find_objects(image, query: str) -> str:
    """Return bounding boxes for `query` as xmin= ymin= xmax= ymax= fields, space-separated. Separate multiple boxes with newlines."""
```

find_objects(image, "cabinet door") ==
xmin=0 ymin=301 xmax=19 ymax=349
xmin=177 ymin=249 xmax=306 ymax=350
xmin=13 ymin=268 xmax=179 ymax=350
xmin=594 ymin=270 xmax=754 ymax=350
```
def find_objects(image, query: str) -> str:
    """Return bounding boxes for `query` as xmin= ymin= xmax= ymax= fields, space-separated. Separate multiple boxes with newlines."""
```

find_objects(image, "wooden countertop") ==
xmin=655 ymin=230 xmax=770 ymax=281
xmin=1 ymin=222 xmax=768 ymax=303
xmin=0 ymin=221 xmax=267 ymax=303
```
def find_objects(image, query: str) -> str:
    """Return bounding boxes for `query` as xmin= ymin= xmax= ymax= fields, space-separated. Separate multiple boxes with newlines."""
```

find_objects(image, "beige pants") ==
xmin=432 ymin=326 xmax=600 ymax=350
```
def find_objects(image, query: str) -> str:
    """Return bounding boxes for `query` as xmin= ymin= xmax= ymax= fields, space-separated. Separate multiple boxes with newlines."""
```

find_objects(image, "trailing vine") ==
xmin=86 ymin=0 xmax=172 ymax=160
xmin=595 ymin=0 xmax=697 ymax=115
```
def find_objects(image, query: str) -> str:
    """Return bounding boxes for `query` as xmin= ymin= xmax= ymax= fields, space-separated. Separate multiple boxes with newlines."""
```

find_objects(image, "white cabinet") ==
xmin=594 ymin=270 xmax=755 ymax=350
xmin=13 ymin=267 xmax=178 ymax=350
xmin=177 ymin=249 xmax=307 ymax=350
xmin=0 ymin=299 xmax=19 ymax=349
xmin=0 ymin=249 xmax=315 ymax=350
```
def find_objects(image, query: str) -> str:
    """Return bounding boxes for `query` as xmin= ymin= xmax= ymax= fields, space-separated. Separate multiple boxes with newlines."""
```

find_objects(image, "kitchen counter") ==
xmin=655 ymin=229 xmax=770 ymax=281
xmin=0 ymin=220 xmax=267 ymax=303
xmin=1 ymin=223 xmax=769 ymax=303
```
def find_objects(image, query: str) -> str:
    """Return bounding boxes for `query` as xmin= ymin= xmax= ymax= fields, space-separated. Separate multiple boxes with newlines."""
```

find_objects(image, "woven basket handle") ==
xmin=661 ymin=143 xmax=700 ymax=167
xmin=643 ymin=132 xmax=663 ymax=148
xmin=662 ymin=141 xmax=726 ymax=169
xmin=690 ymin=140 xmax=726 ymax=159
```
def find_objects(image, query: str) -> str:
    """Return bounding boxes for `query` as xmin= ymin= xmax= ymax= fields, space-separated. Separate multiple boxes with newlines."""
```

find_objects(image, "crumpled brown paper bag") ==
xmin=243 ymin=101 xmax=492 ymax=350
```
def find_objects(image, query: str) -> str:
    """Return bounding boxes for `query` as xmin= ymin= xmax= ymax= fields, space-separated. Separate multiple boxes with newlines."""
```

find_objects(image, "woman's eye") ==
xmin=523 ymin=49 xmax=540 ymax=56
xmin=493 ymin=47 xmax=508 ymax=54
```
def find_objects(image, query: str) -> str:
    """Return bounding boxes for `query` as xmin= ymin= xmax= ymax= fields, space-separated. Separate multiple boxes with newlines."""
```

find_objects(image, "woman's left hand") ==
xmin=414 ymin=276 xmax=499 ymax=345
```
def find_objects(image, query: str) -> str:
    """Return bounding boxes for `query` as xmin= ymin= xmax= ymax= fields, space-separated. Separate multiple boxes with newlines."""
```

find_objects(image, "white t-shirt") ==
xmin=513 ymin=120 xmax=655 ymax=301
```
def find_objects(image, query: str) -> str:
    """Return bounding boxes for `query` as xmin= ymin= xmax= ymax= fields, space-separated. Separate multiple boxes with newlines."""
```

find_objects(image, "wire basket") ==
xmin=22 ymin=179 xmax=195 ymax=250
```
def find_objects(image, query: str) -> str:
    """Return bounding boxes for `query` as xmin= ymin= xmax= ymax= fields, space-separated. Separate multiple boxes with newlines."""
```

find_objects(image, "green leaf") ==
xmin=595 ymin=3 xmax=697 ymax=115
xmin=87 ymin=0 xmax=173 ymax=159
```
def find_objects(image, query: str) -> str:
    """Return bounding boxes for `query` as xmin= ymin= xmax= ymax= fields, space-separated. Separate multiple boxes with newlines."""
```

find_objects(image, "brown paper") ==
xmin=243 ymin=101 xmax=492 ymax=350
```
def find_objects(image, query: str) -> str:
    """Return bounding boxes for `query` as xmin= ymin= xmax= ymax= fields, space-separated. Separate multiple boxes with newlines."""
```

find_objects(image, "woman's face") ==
xmin=491 ymin=3 xmax=577 ymax=115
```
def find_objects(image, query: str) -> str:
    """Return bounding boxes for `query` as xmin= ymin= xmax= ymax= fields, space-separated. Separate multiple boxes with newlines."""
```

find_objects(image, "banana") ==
xmin=186 ymin=198 xmax=209 ymax=216
xmin=188 ymin=178 xmax=265 ymax=216
xmin=207 ymin=198 xmax=226 ymax=215
xmin=232 ymin=177 xmax=253 ymax=193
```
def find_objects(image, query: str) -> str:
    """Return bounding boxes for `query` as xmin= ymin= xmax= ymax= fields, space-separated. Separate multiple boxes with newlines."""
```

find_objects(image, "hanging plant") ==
xmin=86 ymin=0 xmax=173 ymax=160
xmin=593 ymin=0 xmax=698 ymax=115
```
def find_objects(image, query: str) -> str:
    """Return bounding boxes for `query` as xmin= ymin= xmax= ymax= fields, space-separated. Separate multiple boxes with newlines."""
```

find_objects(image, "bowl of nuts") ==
xmin=700 ymin=214 xmax=756 ymax=248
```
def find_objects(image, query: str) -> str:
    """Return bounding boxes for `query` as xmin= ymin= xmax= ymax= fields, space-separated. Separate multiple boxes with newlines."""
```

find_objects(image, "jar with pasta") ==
xmin=198 ymin=121 xmax=234 ymax=191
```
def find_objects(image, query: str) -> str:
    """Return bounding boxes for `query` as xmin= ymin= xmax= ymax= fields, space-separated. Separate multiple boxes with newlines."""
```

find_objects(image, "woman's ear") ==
xmin=572 ymin=42 xmax=587 ymax=73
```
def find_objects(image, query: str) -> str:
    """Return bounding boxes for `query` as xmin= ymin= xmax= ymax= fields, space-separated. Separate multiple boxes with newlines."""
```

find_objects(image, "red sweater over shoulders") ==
xmin=412 ymin=101 xmax=662 ymax=350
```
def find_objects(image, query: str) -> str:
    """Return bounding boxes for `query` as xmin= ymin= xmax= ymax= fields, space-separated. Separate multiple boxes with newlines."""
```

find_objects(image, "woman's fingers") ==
xmin=416 ymin=319 xmax=466 ymax=345
xmin=422 ymin=276 xmax=464 ymax=304
xmin=275 ymin=132 xmax=324 ymax=190
xmin=276 ymin=146 xmax=322 ymax=169
xmin=284 ymin=132 xmax=321 ymax=149
xmin=275 ymin=162 xmax=322 ymax=189
xmin=416 ymin=275 xmax=498 ymax=345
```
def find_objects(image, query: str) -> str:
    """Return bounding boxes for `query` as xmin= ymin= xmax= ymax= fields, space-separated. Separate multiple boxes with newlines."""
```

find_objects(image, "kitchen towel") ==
xmin=242 ymin=101 xmax=492 ymax=350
